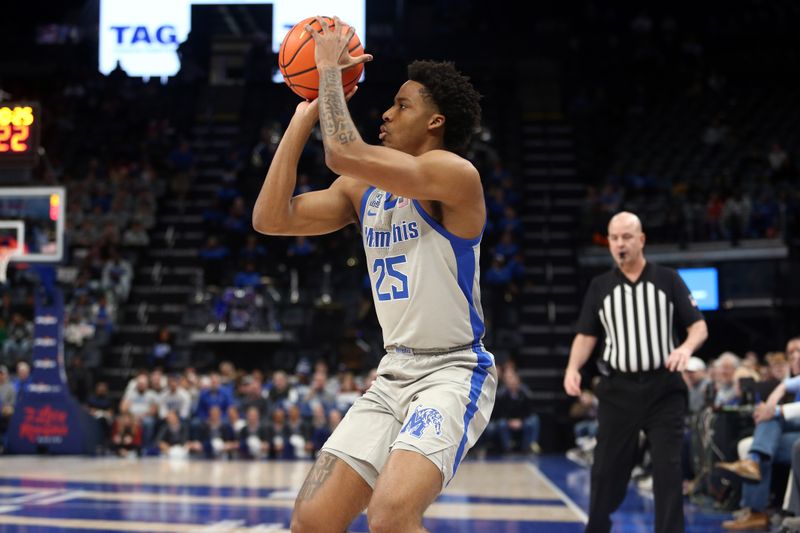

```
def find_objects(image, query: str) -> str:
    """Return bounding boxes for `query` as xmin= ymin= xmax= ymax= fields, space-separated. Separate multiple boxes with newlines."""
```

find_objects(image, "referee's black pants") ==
xmin=586 ymin=369 xmax=687 ymax=533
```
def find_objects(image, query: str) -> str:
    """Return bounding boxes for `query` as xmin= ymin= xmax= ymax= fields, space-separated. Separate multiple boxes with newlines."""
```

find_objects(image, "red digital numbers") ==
xmin=0 ymin=106 xmax=35 ymax=153
xmin=0 ymin=125 xmax=30 ymax=153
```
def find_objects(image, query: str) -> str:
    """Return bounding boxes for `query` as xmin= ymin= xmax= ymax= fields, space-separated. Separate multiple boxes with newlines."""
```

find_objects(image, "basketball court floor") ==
xmin=0 ymin=455 xmax=733 ymax=532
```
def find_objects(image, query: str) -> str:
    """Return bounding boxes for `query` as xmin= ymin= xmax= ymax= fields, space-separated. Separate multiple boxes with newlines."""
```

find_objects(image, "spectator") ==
xmin=717 ymin=338 xmax=800 ymax=529
xmin=156 ymin=410 xmax=190 ymax=457
xmin=705 ymin=193 xmax=725 ymax=241
xmin=149 ymin=368 xmax=167 ymax=396
xmin=301 ymin=371 xmax=336 ymax=417
xmin=494 ymin=231 xmax=519 ymax=262
xmin=566 ymin=387 xmax=599 ymax=467
xmin=150 ymin=327 xmax=174 ymax=369
xmin=189 ymin=405 xmax=237 ymax=458
xmin=3 ymin=313 xmax=33 ymax=363
xmin=267 ymin=370 xmax=297 ymax=409
xmin=702 ymin=116 xmax=728 ymax=146
xmin=67 ymin=354 xmax=93 ymax=404
xmin=121 ymin=374 xmax=159 ymax=445
xmin=86 ymin=381 xmax=113 ymax=452
xmin=721 ymin=191 xmax=750 ymax=246
xmin=218 ymin=360 xmax=237 ymax=397
xmin=768 ymin=143 xmax=789 ymax=174
xmin=712 ymin=352 xmax=740 ymax=407
xmin=684 ymin=357 xmax=711 ymax=414
xmin=0 ymin=365 xmax=15 ymax=442
xmin=766 ymin=352 xmax=790 ymax=382
xmin=238 ymin=405 xmax=270 ymax=459
xmin=287 ymin=236 xmax=315 ymax=260
xmin=122 ymin=221 xmax=150 ymax=247
xmin=233 ymin=260 xmax=262 ymax=289
xmin=267 ymin=407 xmax=290 ymax=459
xmin=238 ymin=375 xmax=270 ymax=420
xmin=335 ymin=371 xmax=361 ymax=413
xmin=228 ymin=405 xmax=245 ymax=433
xmin=12 ymin=361 xmax=30 ymax=399
xmin=499 ymin=206 xmax=523 ymax=237
xmin=102 ymin=249 xmax=133 ymax=302
xmin=198 ymin=236 xmax=230 ymax=287
xmin=493 ymin=367 xmax=541 ymax=454
xmin=159 ymin=373 xmax=191 ymax=421
xmin=194 ymin=373 xmax=233 ymax=422
xmin=111 ymin=411 xmax=143 ymax=458
xmin=239 ymin=235 xmax=268 ymax=266
xmin=286 ymin=403 xmax=310 ymax=459
xmin=308 ymin=402 xmax=332 ymax=457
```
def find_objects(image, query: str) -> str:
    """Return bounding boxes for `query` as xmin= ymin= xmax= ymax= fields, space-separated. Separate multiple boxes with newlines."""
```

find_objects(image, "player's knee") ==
xmin=290 ymin=506 xmax=323 ymax=533
xmin=367 ymin=498 xmax=418 ymax=533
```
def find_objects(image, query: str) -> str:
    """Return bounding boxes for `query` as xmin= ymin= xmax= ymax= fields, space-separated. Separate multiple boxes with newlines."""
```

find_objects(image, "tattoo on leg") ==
xmin=319 ymin=67 xmax=358 ymax=146
xmin=298 ymin=452 xmax=338 ymax=501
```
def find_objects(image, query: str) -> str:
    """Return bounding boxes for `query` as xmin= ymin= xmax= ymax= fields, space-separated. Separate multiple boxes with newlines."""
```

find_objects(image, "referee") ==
xmin=564 ymin=212 xmax=708 ymax=533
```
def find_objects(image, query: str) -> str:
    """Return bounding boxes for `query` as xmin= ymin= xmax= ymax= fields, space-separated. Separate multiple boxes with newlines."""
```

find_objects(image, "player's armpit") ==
xmin=253 ymin=176 xmax=364 ymax=237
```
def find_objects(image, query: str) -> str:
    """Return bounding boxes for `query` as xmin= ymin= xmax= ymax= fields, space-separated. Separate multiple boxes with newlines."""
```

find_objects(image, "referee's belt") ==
xmin=603 ymin=366 xmax=670 ymax=380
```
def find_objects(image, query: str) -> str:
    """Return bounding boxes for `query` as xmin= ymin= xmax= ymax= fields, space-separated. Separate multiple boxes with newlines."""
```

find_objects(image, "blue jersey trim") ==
xmin=359 ymin=186 xmax=376 ymax=225
xmin=450 ymin=237 xmax=485 ymax=342
xmin=411 ymin=200 xmax=483 ymax=247
xmin=450 ymin=345 xmax=493 ymax=482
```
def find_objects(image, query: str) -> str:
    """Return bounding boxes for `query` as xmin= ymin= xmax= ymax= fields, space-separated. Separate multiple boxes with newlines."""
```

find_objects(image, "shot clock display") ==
xmin=0 ymin=102 xmax=41 ymax=168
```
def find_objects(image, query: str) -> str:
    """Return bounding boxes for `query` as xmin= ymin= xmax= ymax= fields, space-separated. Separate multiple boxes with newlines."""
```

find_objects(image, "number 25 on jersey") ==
xmin=373 ymin=255 xmax=409 ymax=301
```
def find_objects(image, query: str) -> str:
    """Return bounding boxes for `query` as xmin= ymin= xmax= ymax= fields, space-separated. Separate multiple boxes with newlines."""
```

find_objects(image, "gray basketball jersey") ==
xmin=359 ymin=187 xmax=485 ymax=350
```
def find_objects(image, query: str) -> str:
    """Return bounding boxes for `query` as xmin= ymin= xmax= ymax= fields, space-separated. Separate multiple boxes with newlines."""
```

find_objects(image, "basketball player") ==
xmin=252 ymin=16 xmax=496 ymax=532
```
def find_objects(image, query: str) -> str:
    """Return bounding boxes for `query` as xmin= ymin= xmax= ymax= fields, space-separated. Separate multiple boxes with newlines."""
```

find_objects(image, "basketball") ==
xmin=278 ymin=16 xmax=365 ymax=100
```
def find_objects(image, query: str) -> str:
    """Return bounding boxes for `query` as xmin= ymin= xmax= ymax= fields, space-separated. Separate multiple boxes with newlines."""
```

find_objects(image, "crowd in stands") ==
xmin=72 ymin=358 xmax=539 ymax=461
xmin=582 ymin=139 xmax=800 ymax=248
xmin=563 ymin=3 xmax=800 ymax=247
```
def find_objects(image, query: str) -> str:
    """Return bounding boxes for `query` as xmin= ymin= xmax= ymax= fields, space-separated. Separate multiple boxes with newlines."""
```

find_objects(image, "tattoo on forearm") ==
xmin=319 ymin=68 xmax=357 ymax=146
xmin=297 ymin=452 xmax=338 ymax=501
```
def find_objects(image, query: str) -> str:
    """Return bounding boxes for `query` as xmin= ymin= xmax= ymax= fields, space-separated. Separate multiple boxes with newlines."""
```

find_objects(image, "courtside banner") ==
xmin=6 ymin=289 xmax=94 ymax=454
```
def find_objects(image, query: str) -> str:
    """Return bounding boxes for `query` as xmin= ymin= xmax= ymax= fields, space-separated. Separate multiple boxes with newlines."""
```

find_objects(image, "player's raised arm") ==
xmin=307 ymin=17 xmax=482 ymax=208
xmin=252 ymin=93 xmax=363 ymax=237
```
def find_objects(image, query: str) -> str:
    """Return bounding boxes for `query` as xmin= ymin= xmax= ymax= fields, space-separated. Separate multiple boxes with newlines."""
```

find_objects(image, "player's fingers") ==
xmin=353 ymin=54 xmax=373 ymax=65
xmin=345 ymin=26 xmax=356 ymax=42
xmin=304 ymin=24 xmax=319 ymax=39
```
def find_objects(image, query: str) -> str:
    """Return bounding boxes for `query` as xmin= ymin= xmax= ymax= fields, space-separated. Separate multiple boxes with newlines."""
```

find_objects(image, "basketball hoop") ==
xmin=0 ymin=246 xmax=17 ymax=284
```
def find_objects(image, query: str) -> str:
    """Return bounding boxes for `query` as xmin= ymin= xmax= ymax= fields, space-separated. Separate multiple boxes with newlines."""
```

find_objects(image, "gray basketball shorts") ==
xmin=321 ymin=344 xmax=497 ymax=491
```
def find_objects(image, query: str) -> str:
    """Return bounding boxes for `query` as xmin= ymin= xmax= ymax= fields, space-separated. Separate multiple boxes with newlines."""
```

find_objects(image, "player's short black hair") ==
xmin=407 ymin=60 xmax=482 ymax=154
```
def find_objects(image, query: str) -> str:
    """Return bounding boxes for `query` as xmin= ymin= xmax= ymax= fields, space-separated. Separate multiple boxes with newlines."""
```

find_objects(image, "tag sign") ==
xmin=99 ymin=0 xmax=365 ymax=79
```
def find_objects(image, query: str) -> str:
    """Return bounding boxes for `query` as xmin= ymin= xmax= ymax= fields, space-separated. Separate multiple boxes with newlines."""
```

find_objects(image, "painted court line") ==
xmin=526 ymin=462 xmax=589 ymax=524
xmin=0 ymin=515 xmax=224 ymax=532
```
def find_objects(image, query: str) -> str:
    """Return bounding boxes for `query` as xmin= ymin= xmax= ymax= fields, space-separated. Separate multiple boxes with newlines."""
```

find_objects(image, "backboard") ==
xmin=0 ymin=187 xmax=66 ymax=263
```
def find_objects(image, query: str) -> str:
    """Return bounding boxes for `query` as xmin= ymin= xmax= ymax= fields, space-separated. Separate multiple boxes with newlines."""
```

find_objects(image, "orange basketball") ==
xmin=278 ymin=16 xmax=365 ymax=100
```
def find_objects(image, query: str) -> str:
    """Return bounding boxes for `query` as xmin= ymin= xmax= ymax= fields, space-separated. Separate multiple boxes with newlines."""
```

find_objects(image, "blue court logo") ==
xmin=401 ymin=406 xmax=443 ymax=439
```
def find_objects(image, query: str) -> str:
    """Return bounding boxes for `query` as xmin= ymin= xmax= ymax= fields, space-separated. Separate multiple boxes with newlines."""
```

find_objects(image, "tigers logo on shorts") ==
xmin=401 ymin=406 xmax=443 ymax=439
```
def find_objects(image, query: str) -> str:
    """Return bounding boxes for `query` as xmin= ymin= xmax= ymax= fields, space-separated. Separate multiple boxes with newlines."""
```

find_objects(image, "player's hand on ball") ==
xmin=306 ymin=16 xmax=373 ymax=70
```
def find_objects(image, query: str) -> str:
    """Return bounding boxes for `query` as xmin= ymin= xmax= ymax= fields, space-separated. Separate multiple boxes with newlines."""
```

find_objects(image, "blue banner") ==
xmin=6 ymin=285 xmax=95 ymax=454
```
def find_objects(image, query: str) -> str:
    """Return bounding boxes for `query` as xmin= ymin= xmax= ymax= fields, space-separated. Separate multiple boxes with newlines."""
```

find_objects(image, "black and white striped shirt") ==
xmin=576 ymin=263 xmax=704 ymax=372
